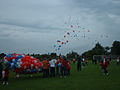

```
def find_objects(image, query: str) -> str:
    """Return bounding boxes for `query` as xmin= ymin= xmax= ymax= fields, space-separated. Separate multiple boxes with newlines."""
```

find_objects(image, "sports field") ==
xmin=0 ymin=61 xmax=120 ymax=90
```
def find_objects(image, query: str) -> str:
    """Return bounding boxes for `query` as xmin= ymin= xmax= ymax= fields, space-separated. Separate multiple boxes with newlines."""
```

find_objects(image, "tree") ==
xmin=66 ymin=51 xmax=79 ymax=60
xmin=82 ymin=42 xmax=106 ymax=59
xmin=104 ymin=46 xmax=110 ymax=55
xmin=111 ymin=41 xmax=120 ymax=55
xmin=50 ymin=53 xmax=57 ymax=59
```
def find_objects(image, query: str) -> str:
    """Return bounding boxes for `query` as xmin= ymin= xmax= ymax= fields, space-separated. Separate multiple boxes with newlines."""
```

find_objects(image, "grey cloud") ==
xmin=71 ymin=0 xmax=120 ymax=14
xmin=0 ymin=0 xmax=120 ymax=54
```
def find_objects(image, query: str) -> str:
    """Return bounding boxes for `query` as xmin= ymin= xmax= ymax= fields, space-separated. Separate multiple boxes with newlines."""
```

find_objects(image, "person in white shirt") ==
xmin=49 ymin=59 xmax=57 ymax=77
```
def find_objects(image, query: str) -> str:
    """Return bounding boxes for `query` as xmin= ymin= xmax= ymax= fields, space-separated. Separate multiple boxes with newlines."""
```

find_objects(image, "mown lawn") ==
xmin=0 ymin=61 xmax=120 ymax=90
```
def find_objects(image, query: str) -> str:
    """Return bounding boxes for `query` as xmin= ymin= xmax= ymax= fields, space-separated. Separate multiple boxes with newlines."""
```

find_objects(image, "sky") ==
xmin=0 ymin=0 xmax=120 ymax=55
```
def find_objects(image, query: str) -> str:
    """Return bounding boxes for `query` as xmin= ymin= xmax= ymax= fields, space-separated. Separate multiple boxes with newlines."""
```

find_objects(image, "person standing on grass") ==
xmin=0 ymin=60 xmax=3 ymax=82
xmin=77 ymin=55 xmax=82 ymax=71
xmin=66 ymin=60 xmax=71 ymax=76
xmin=82 ymin=56 xmax=86 ymax=67
xmin=49 ymin=58 xmax=57 ymax=77
xmin=2 ymin=68 xmax=9 ymax=85
xmin=42 ymin=58 xmax=50 ymax=78
xmin=100 ymin=57 xmax=109 ymax=75
xmin=56 ymin=58 xmax=62 ymax=76
xmin=117 ymin=57 xmax=120 ymax=65
xmin=60 ymin=57 xmax=67 ymax=78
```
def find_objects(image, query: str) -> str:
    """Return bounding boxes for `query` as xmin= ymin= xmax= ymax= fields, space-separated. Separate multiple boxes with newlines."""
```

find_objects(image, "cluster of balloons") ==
xmin=53 ymin=18 xmax=110 ymax=52
xmin=54 ymin=23 xmax=91 ymax=51
xmin=4 ymin=54 xmax=43 ymax=74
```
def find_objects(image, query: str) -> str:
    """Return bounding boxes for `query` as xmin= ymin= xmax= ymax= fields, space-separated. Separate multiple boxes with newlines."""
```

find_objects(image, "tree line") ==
xmin=0 ymin=41 xmax=120 ymax=60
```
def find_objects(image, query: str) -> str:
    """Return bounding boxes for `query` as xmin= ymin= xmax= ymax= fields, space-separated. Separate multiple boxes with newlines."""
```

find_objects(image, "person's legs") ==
xmin=56 ymin=66 xmax=59 ymax=75
xmin=46 ymin=69 xmax=49 ymax=77
xmin=43 ymin=69 xmax=46 ymax=78
xmin=104 ymin=68 xmax=108 ymax=75
xmin=63 ymin=67 xmax=67 ymax=77
xmin=5 ymin=77 xmax=8 ymax=85
xmin=51 ymin=67 xmax=54 ymax=77
xmin=50 ymin=67 xmax=52 ymax=77
xmin=66 ymin=69 xmax=70 ymax=76
xmin=53 ymin=67 xmax=55 ymax=77
xmin=2 ymin=77 xmax=5 ymax=85
xmin=0 ymin=71 xmax=2 ymax=81
xmin=77 ymin=64 xmax=79 ymax=71
xmin=60 ymin=67 xmax=64 ymax=77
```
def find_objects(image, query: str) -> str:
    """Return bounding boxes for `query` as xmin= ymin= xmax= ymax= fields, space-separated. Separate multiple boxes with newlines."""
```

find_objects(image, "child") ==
xmin=100 ymin=57 xmax=109 ymax=75
xmin=60 ymin=57 xmax=67 ymax=78
xmin=56 ymin=59 xmax=62 ymax=75
xmin=42 ymin=59 xmax=50 ymax=78
xmin=2 ymin=68 xmax=9 ymax=85
xmin=66 ymin=60 xmax=71 ymax=76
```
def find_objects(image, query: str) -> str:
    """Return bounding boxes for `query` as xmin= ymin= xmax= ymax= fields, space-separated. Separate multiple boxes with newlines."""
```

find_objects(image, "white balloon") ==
xmin=18 ymin=59 xmax=21 ymax=61
xmin=19 ymin=62 xmax=22 ymax=64
xmin=31 ymin=64 xmax=34 ymax=67
xmin=34 ymin=60 xmax=37 ymax=63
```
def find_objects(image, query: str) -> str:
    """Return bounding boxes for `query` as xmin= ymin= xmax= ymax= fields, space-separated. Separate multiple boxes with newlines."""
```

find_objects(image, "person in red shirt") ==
xmin=66 ymin=60 xmax=71 ymax=76
xmin=100 ymin=57 xmax=109 ymax=75
xmin=2 ymin=68 xmax=9 ymax=85
xmin=60 ymin=57 xmax=67 ymax=78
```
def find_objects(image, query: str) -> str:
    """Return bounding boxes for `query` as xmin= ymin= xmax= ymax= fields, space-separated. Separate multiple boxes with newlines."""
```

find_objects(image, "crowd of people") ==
xmin=42 ymin=57 xmax=71 ymax=78
xmin=0 ymin=55 xmax=120 ymax=85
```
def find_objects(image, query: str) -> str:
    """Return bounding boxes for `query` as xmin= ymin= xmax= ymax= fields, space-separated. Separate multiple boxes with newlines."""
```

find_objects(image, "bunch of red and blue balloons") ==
xmin=4 ymin=53 xmax=43 ymax=74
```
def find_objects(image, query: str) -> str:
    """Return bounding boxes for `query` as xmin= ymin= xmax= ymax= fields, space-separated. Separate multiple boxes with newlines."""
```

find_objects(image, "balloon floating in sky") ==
xmin=53 ymin=18 xmax=110 ymax=52
xmin=53 ymin=22 xmax=91 ymax=51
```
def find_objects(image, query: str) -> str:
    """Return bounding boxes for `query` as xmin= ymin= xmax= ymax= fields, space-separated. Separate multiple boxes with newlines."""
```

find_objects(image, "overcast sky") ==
xmin=0 ymin=0 xmax=120 ymax=55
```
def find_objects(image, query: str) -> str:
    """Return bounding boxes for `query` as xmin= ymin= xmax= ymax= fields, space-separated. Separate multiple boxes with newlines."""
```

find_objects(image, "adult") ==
xmin=42 ymin=59 xmax=50 ymax=78
xmin=60 ymin=57 xmax=67 ymax=78
xmin=2 ymin=68 xmax=9 ymax=85
xmin=49 ymin=58 xmax=57 ymax=77
xmin=77 ymin=55 xmax=82 ymax=71
xmin=56 ymin=59 xmax=62 ymax=75
xmin=0 ymin=60 xmax=3 ymax=81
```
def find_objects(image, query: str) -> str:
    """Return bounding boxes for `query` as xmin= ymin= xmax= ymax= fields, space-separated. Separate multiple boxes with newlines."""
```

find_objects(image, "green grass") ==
xmin=0 ymin=61 xmax=120 ymax=90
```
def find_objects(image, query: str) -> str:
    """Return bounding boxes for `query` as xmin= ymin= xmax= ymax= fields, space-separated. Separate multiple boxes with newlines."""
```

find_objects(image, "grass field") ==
xmin=0 ymin=61 xmax=120 ymax=90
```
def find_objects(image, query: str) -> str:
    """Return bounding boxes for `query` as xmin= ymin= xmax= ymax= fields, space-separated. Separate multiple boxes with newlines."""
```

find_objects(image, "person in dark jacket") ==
xmin=0 ymin=60 xmax=3 ymax=81
xmin=77 ymin=55 xmax=82 ymax=71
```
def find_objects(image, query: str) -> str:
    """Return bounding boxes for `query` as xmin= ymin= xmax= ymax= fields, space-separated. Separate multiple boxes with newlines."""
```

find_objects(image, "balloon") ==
xmin=57 ymin=40 xmax=61 ymax=42
xmin=3 ymin=54 xmax=43 ymax=74
xmin=71 ymin=25 xmax=73 ymax=28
